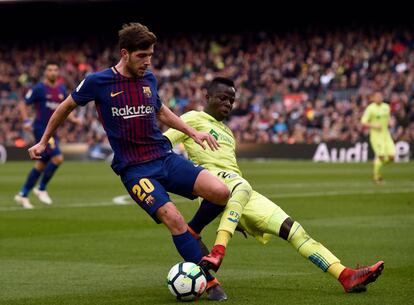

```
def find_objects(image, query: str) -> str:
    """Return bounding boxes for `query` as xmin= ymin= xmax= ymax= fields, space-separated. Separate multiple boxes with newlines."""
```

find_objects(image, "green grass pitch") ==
xmin=1 ymin=160 xmax=413 ymax=305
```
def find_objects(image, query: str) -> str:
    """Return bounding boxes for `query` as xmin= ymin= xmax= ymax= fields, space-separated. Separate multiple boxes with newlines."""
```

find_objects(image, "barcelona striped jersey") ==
xmin=71 ymin=68 xmax=171 ymax=174
xmin=25 ymin=82 xmax=67 ymax=133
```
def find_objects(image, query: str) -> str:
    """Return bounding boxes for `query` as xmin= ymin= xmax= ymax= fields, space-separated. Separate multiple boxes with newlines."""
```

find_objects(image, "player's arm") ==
xmin=361 ymin=107 xmax=380 ymax=131
xmin=18 ymin=101 xmax=32 ymax=131
xmin=20 ymin=87 xmax=38 ymax=131
xmin=164 ymin=127 xmax=188 ymax=147
xmin=157 ymin=104 xmax=218 ymax=150
xmin=28 ymin=96 xmax=77 ymax=160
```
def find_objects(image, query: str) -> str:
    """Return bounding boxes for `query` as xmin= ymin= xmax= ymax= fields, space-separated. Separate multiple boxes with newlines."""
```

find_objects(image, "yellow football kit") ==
xmin=361 ymin=102 xmax=395 ymax=181
xmin=361 ymin=102 xmax=395 ymax=157
xmin=164 ymin=111 xmax=342 ymax=276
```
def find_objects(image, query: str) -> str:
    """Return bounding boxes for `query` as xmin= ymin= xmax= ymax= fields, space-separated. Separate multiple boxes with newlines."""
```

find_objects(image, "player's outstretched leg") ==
xmin=274 ymin=216 xmax=384 ymax=292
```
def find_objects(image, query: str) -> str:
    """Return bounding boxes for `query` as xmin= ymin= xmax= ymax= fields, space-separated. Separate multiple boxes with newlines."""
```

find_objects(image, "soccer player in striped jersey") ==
xmin=361 ymin=91 xmax=396 ymax=184
xmin=28 ymin=23 xmax=229 ymax=300
xmin=15 ymin=60 xmax=82 ymax=209
xmin=164 ymin=77 xmax=384 ymax=294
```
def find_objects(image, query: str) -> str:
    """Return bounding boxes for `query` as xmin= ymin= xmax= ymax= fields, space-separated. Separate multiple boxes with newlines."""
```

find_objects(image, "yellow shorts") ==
xmin=370 ymin=134 xmax=396 ymax=157
xmin=210 ymin=169 xmax=290 ymax=244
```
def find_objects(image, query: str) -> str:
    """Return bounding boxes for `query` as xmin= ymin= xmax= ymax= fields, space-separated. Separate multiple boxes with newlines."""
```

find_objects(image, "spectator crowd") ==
xmin=1 ymin=28 xmax=414 ymax=147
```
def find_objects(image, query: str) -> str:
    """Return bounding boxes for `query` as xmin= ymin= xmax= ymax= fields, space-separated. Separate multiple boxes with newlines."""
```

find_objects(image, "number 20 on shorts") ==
xmin=132 ymin=178 xmax=155 ymax=202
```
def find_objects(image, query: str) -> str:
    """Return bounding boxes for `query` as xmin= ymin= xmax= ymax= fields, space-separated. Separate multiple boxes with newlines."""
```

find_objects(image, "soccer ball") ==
xmin=166 ymin=262 xmax=207 ymax=301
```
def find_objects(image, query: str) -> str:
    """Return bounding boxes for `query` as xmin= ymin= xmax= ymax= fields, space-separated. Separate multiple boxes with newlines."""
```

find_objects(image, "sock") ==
xmin=20 ymin=168 xmax=42 ymax=197
xmin=288 ymin=221 xmax=341 ymax=273
xmin=204 ymin=270 xmax=215 ymax=283
xmin=328 ymin=262 xmax=346 ymax=279
xmin=39 ymin=162 xmax=60 ymax=191
xmin=172 ymin=231 xmax=203 ymax=264
xmin=215 ymin=230 xmax=231 ymax=247
xmin=373 ymin=158 xmax=383 ymax=180
xmin=172 ymin=231 xmax=215 ymax=282
xmin=215 ymin=181 xmax=252 ymax=244
xmin=188 ymin=200 xmax=225 ymax=234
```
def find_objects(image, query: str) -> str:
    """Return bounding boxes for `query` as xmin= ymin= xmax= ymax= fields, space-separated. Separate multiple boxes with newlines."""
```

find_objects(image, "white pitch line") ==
xmin=0 ymin=201 xmax=116 ymax=212
xmin=112 ymin=195 xmax=134 ymax=205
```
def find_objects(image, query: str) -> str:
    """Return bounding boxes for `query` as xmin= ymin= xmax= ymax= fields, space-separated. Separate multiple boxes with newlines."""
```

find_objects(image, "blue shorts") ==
xmin=120 ymin=153 xmax=204 ymax=223
xmin=34 ymin=128 xmax=62 ymax=163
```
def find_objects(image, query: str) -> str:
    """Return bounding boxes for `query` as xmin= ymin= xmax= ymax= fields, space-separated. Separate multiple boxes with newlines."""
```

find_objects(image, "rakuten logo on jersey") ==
xmin=111 ymin=105 xmax=155 ymax=119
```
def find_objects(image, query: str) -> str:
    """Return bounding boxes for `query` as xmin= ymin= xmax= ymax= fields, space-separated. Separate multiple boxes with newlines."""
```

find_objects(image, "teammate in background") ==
xmin=27 ymin=23 xmax=229 ymax=300
xmin=164 ymin=77 xmax=384 ymax=294
xmin=361 ymin=91 xmax=396 ymax=184
xmin=15 ymin=61 xmax=82 ymax=209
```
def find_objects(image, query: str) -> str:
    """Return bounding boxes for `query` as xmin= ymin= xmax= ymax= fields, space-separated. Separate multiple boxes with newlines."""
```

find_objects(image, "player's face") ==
xmin=124 ymin=45 xmax=154 ymax=78
xmin=372 ymin=92 xmax=383 ymax=104
xmin=44 ymin=64 xmax=59 ymax=83
xmin=207 ymin=84 xmax=236 ymax=121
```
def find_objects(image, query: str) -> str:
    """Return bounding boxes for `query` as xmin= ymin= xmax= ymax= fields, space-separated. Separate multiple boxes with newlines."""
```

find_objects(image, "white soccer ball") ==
xmin=166 ymin=262 xmax=207 ymax=301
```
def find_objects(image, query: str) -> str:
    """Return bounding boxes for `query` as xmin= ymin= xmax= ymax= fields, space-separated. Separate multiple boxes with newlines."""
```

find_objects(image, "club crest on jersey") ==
xmin=209 ymin=129 xmax=219 ymax=140
xmin=142 ymin=86 xmax=152 ymax=98
xmin=145 ymin=195 xmax=155 ymax=206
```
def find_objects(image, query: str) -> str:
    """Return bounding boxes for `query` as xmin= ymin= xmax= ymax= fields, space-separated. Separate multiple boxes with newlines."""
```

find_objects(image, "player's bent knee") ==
xmin=34 ymin=161 xmax=46 ymax=172
xmin=52 ymin=155 xmax=64 ymax=164
xmin=193 ymin=170 xmax=230 ymax=205
xmin=214 ymin=183 xmax=230 ymax=205
xmin=233 ymin=181 xmax=252 ymax=199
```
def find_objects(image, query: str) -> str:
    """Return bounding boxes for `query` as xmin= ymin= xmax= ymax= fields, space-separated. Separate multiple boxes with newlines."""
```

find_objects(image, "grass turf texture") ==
xmin=1 ymin=161 xmax=413 ymax=305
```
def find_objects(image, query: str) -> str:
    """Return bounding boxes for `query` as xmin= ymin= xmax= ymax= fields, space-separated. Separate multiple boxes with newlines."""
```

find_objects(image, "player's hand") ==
xmin=371 ymin=123 xmax=381 ymax=130
xmin=28 ymin=142 xmax=46 ymax=160
xmin=191 ymin=131 xmax=220 ymax=151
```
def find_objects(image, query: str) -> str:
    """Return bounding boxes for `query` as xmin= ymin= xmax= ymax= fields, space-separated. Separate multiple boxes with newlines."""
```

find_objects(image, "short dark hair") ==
xmin=45 ymin=60 xmax=59 ymax=68
xmin=118 ymin=22 xmax=157 ymax=52
xmin=207 ymin=77 xmax=235 ymax=95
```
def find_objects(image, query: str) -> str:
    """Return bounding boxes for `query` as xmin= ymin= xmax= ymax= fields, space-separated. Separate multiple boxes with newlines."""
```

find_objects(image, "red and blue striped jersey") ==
xmin=25 ymin=82 xmax=67 ymax=133
xmin=71 ymin=68 xmax=171 ymax=174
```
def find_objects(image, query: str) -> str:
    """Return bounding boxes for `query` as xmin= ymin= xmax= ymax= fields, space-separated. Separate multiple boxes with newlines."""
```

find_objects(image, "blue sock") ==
xmin=172 ymin=231 xmax=215 ymax=282
xmin=20 ymin=168 xmax=42 ymax=197
xmin=188 ymin=200 xmax=225 ymax=234
xmin=39 ymin=162 xmax=59 ymax=191
xmin=172 ymin=231 xmax=202 ymax=263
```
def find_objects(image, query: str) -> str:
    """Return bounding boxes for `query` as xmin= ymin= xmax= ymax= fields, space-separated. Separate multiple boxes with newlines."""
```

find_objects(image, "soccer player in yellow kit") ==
xmin=164 ymin=77 xmax=384 ymax=294
xmin=361 ymin=91 xmax=396 ymax=184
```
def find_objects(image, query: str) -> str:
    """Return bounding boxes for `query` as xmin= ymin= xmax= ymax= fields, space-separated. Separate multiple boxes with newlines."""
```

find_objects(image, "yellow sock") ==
xmin=216 ymin=181 xmax=252 ymax=237
xmin=327 ymin=262 xmax=346 ymax=279
xmin=373 ymin=158 xmax=383 ymax=180
xmin=215 ymin=230 xmax=231 ymax=247
xmin=288 ymin=222 xmax=341 ymax=273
